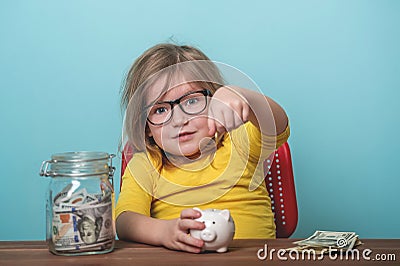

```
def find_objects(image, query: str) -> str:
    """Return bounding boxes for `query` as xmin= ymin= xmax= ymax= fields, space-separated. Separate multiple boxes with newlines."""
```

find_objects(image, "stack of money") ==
xmin=288 ymin=230 xmax=362 ymax=254
xmin=51 ymin=184 xmax=114 ymax=252
xmin=55 ymin=188 xmax=97 ymax=211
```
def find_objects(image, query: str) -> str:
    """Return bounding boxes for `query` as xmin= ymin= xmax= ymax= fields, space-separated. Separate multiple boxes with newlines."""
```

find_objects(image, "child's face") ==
xmin=146 ymin=83 xmax=213 ymax=158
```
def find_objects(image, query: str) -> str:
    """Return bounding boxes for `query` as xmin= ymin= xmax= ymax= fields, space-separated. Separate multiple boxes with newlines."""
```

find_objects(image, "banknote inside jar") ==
xmin=51 ymin=183 xmax=114 ymax=252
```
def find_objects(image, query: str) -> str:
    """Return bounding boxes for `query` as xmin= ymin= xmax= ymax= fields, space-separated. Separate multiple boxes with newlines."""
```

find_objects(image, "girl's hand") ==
xmin=160 ymin=208 xmax=206 ymax=253
xmin=208 ymin=86 xmax=250 ymax=136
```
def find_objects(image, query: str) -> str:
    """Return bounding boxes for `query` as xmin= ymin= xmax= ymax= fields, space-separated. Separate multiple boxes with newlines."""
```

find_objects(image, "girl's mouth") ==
xmin=176 ymin=131 xmax=195 ymax=141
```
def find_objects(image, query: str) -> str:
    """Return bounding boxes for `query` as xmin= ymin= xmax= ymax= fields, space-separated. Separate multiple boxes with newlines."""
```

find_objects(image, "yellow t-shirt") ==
xmin=116 ymin=122 xmax=290 ymax=239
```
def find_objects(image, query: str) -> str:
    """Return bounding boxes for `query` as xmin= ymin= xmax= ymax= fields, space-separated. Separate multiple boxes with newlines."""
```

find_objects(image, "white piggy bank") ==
xmin=190 ymin=208 xmax=235 ymax=253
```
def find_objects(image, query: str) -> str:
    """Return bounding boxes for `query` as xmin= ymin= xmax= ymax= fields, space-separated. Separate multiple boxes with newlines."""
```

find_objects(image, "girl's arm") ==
xmin=116 ymin=209 xmax=205 ymax=253
xmin=208 ymin=86 xmax=288 ymax=136
xmin=241 ymin=89 xmax=288 ymax=135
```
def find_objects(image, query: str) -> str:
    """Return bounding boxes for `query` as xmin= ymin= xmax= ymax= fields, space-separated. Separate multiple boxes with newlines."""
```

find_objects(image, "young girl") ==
xmin=116 ymin=43 xmax=290 ymax=253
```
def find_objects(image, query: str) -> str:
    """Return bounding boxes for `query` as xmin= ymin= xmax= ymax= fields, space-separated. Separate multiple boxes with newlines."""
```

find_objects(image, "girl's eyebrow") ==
xmin=148 ymin=87 xmax=200 ymax=107
xmin=158 ymin=89 xmax=196 ymax=103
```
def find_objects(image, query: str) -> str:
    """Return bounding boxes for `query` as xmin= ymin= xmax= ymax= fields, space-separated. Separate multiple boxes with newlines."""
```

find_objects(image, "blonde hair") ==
xmin=121 ymin=43 xmax=224 ymax=170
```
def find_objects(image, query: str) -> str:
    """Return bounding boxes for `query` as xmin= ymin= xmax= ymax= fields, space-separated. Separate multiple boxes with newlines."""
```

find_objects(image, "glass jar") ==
xmin=39 ymin=151 xmax=115 ymax=256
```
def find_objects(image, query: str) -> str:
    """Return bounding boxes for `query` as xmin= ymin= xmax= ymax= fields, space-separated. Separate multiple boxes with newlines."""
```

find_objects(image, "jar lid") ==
xmin=40 ymin=151 xmax=115 ymax=178
xmin=51 ymin=151 xmax=110 ymax=163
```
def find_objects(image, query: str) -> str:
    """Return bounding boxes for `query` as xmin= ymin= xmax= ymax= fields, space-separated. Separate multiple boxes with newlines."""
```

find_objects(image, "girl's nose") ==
xmin=171 ymin=106 xmax=189 ymax=126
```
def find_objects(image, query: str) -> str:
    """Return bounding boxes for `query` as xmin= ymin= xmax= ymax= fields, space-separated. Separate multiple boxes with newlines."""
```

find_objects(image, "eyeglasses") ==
xmin=146 ymin=89 xmax=212 ymax=126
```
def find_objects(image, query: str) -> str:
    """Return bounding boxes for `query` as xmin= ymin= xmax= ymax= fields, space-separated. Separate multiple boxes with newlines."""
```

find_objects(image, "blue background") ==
xmin=1 ymin=0 xmax=399 ymax=240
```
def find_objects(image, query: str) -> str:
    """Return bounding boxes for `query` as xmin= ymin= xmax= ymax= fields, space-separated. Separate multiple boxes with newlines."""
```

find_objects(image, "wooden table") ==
xmin=1 ymin=239 xmax=399 ymax=265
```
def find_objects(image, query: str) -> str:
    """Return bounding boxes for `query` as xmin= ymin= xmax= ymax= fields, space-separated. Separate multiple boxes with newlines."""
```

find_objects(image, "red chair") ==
xmin=120 ymin=142 xmax=297 ymax=238
xmin=264 ymin=142 xmax=298 ymax=238
xmin=121 ymin=144 xmax=133 ymax=191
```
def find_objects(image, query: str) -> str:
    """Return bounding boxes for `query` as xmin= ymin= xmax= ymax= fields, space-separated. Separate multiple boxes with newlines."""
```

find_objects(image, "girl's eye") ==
xmin=151 ymin=105 xmax=169 ymax=115
xmin=155 ymin=107 xmax=167 ymax=114
xmin=185 ymin=97 xmax=199 ymax=106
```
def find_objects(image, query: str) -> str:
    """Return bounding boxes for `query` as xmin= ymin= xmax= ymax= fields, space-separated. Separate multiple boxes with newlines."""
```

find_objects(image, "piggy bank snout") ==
xmin=200 ymin=228 xmax=216 ymax=242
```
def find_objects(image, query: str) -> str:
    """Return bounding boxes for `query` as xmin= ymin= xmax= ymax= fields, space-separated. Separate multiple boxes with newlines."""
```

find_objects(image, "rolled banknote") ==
xmin=51 ymin=185 xmax=114 ymax=252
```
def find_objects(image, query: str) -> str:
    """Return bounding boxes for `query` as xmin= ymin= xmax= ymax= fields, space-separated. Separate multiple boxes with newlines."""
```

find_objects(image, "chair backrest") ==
xmin=121 ymin=145 xmax=132 ymax=191
xmin=120 ymin=142 xmax=297 ymax=238
xmin=264 ymin=142 xmax=298 ymax=238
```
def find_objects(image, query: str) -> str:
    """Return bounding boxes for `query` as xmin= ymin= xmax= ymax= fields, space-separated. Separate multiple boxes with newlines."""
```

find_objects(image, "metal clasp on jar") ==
xmin=39 ymin=152 xmax=116 ymax=183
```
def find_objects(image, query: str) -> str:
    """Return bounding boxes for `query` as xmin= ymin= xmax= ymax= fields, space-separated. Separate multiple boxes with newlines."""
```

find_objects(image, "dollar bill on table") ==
xmin=288 ymin=230 xmax=362 ymax=254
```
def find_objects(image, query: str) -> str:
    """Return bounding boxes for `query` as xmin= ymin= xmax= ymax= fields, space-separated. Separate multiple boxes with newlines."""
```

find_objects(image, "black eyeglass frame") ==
xmin=146 ymin=89 xmax=212 ymax=126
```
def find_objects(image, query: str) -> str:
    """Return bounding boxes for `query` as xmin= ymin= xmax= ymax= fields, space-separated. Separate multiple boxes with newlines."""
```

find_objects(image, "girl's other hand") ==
xmin=207 ymin=86 xmax=250 ymax=136
xmin=160 ymin=208 xmax=206 ymax=253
